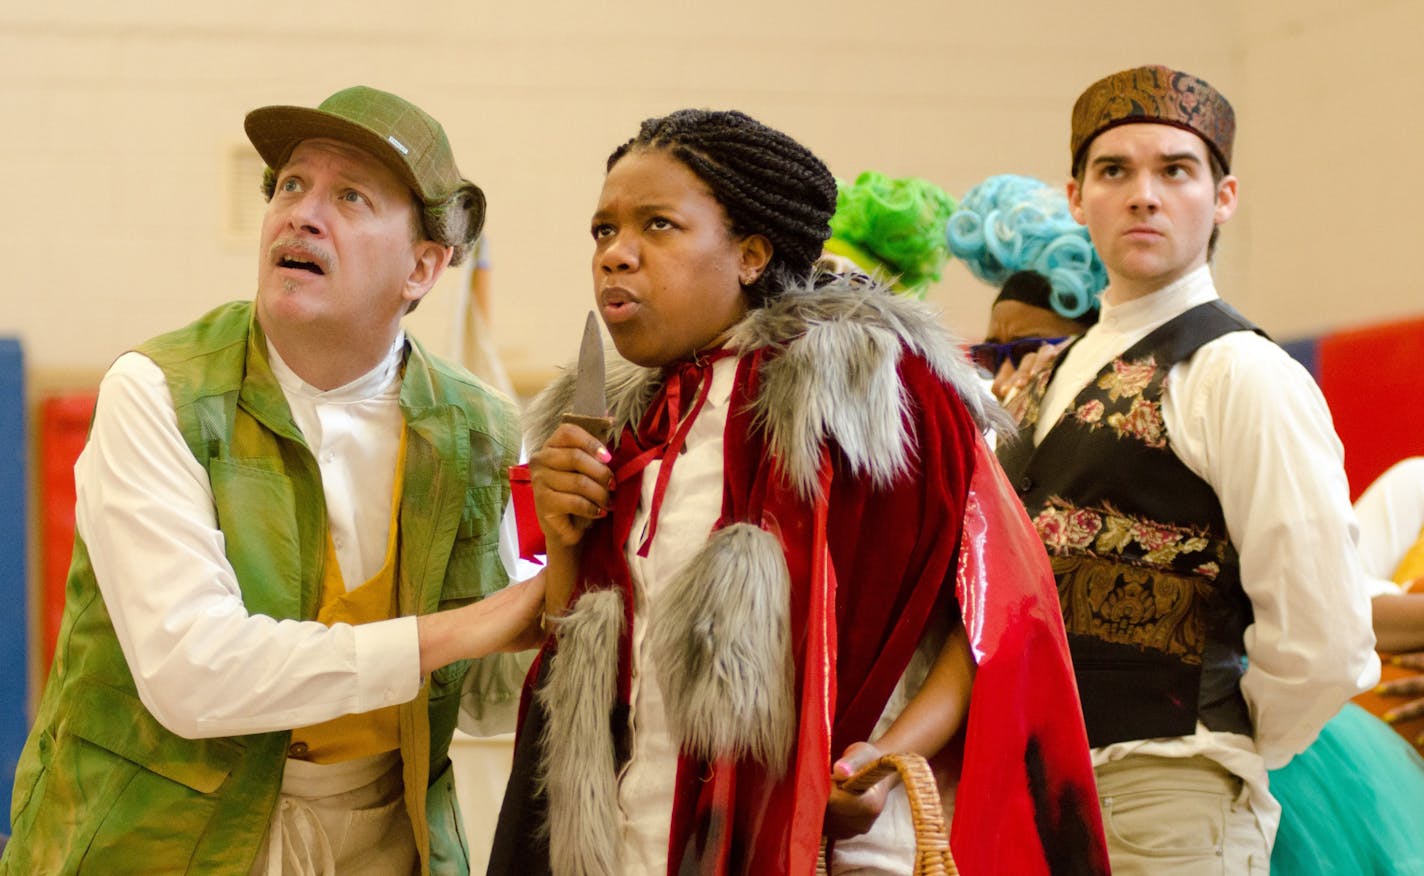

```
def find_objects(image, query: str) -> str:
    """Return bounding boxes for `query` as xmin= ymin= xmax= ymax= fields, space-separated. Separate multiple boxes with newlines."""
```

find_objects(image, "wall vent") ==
xmin=224 ymin=145 xmax=267 ymax=245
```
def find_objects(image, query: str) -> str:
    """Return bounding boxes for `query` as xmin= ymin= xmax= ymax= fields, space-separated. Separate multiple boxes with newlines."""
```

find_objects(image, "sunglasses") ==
xmin=968 ymin=337 xmax=1066 ymax=374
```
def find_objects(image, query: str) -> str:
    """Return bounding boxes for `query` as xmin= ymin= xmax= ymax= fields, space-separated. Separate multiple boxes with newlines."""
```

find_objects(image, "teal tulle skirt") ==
xmin=1270 ymin=703 xmax=1424 ymax=875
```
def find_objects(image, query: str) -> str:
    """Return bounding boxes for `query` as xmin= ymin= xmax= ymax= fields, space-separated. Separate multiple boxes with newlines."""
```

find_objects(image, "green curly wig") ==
xmin=825 ymin=171 xmax=957 ymax=297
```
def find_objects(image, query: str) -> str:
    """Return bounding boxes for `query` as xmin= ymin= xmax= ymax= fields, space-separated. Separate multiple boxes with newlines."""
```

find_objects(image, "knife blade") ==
xmin=561 ymin=310 xmax=614 ymax=445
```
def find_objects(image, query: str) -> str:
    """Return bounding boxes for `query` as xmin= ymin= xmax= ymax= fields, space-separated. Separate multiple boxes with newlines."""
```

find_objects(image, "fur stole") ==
xmin=538 ymin=527 xmax=796 ymax=876
xmin=536 ymin=590 xmax=625 ymax=876
xmin=526 ymin=276 xmax=1003 ymax=875
xmin=523 ymin=274 xmax=1009 ymax=500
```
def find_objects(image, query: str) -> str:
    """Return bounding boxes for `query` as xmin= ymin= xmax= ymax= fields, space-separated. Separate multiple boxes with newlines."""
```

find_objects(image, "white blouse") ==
xmin=1353 ymin=456 xmax=1424 ymax=593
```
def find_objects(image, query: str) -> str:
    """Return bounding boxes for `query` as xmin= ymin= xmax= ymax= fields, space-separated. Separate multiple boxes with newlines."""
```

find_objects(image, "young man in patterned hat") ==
xmin=996 ymin=65 xmax=1380 ymax=872
xmin=1 ymin=86 xmax=541 ymax=874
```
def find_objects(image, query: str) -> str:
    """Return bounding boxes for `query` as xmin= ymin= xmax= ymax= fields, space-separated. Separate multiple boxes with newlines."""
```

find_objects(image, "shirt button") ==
xmin=1018 ymin=476 xmax=1034 ymax=493
xmin=288 ymin=741 xmax=310 ymax=759
xmin=322 ymin=451 xmax=336 ymax=464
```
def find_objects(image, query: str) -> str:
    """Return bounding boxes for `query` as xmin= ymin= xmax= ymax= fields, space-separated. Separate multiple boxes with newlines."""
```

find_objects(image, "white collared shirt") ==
xmin=75 ymin=332 xmax=522 ymax=741
xmin=1032 ymin=265 xmax=1381 ymax=842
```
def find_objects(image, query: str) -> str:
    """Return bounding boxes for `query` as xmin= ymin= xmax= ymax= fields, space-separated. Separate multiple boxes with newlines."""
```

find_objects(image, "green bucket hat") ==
xmin=244 ymin=85 xmax=485 ymax=229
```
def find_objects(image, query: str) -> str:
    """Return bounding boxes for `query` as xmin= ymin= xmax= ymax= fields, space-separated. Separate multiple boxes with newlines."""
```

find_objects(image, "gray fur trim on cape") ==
xmin=523 ymin=273 xmax=1009 ymax=500
xmin=537 ymin=589 xmax=625 ymax=876
xmin=647 ymin=522 xmax=795 ymax=772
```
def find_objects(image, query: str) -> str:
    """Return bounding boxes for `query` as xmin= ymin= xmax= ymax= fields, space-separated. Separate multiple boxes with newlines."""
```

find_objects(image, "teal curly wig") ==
xmin=946 ymin=174 xmax=1106 ymax=320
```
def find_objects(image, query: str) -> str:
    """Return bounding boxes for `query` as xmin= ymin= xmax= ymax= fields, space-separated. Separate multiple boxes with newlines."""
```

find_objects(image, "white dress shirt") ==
xmin=1033 ymin=265 xmax=1380 ymax=843
xmin=1353 ymin=456 xmax=1424 ymax=594
xmin=76 ymin=333 xmax=522 ymax=742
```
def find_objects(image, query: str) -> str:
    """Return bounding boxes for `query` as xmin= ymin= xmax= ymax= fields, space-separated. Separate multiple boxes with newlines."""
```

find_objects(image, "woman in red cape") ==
xmin=488 ymin=109 xmax=1108 ymax=876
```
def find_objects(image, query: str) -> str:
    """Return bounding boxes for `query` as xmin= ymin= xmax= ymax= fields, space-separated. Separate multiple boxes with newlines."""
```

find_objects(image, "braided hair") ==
xmin=606 ymin=109 xmax=837 ymax=307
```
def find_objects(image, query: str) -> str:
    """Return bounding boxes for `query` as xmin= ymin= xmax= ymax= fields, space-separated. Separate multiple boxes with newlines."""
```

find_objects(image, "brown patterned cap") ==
xmin=1070 ymin=65 xmax=1235 ymax=176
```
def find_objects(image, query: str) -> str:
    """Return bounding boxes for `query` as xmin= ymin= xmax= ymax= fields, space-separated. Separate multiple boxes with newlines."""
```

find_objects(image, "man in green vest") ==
xmin=2 ymin=86 xmax=543 ymax=874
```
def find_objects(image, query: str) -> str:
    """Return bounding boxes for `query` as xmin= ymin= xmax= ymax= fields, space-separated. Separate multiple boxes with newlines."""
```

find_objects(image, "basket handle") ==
xmin=819 ymin=752 xmax=958 ymax=876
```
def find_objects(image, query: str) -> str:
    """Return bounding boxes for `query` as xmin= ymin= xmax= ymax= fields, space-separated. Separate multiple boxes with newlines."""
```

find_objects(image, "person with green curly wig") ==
xmin=821 ymin=171 xmax=956 ymax=298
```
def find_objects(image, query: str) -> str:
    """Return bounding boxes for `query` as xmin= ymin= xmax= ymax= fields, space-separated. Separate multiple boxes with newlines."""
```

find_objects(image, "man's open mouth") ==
xmin=278 ymin=256 xmax=325 ymax=275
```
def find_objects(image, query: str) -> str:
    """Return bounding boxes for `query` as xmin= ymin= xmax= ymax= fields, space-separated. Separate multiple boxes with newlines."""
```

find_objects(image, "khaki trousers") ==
xmin=1096 ymin=754 xmax=1269 ymax=875
xmin=248 ymin=750 xmax=417 ymax=876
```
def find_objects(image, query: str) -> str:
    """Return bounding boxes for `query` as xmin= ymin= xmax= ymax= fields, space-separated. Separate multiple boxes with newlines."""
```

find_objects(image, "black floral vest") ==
xmin=998 ymin=300 xmax=1264 ymax=748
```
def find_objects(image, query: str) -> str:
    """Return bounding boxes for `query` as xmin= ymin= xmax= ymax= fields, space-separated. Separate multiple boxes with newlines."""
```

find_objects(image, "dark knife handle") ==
xmin=560 ymin=412 xmax=615 ymax=447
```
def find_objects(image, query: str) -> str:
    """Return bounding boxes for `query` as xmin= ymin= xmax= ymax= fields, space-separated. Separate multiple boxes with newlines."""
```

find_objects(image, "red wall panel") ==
xmin=38 ymin=394 xmax=96 ymax=674
xmin=1316 ymin=317 xmax=1424 ymax=500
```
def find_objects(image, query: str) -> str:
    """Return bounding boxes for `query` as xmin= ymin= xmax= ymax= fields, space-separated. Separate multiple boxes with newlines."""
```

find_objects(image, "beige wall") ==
xmin=10 ymin=0 xmax=1421 ymax=684
xmin=1233 ymin=0 xmax=1424 ymax=331
xmin=4 ymin=1 xmax=1421 ymax=864
xmin=8 ymin=1 xmax=1420 ymax=399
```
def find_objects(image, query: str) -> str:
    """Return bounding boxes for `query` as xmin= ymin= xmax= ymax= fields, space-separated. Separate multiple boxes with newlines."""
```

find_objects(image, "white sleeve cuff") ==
xmin=1367 ymin=576 xmax=1406 ymax=599
xmin=353 ymin=615 xmax=423 ymax=712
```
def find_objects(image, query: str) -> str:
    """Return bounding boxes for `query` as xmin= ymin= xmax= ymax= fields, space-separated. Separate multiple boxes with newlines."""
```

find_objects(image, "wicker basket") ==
xmin=817 ymin=752 xmax=958 ymax=875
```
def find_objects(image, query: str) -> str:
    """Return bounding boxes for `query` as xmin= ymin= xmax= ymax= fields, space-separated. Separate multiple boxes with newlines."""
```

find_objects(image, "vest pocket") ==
xmin=441 ymin=485 xmax=507 ymax=602
xmin=65 ymin=680 xmax=243 ymax=792
xmin=209 ymin=457 xmax=301 ymax=619
xmin=430 ymin=659 xmax=473 ymax=702
xmin=427 ymin=659 xmax=472 ymax=753
xmin=21 ymin=682 xmax=246 ymax=869
xmin=426 ymin=758 xmax=472 ymax=876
